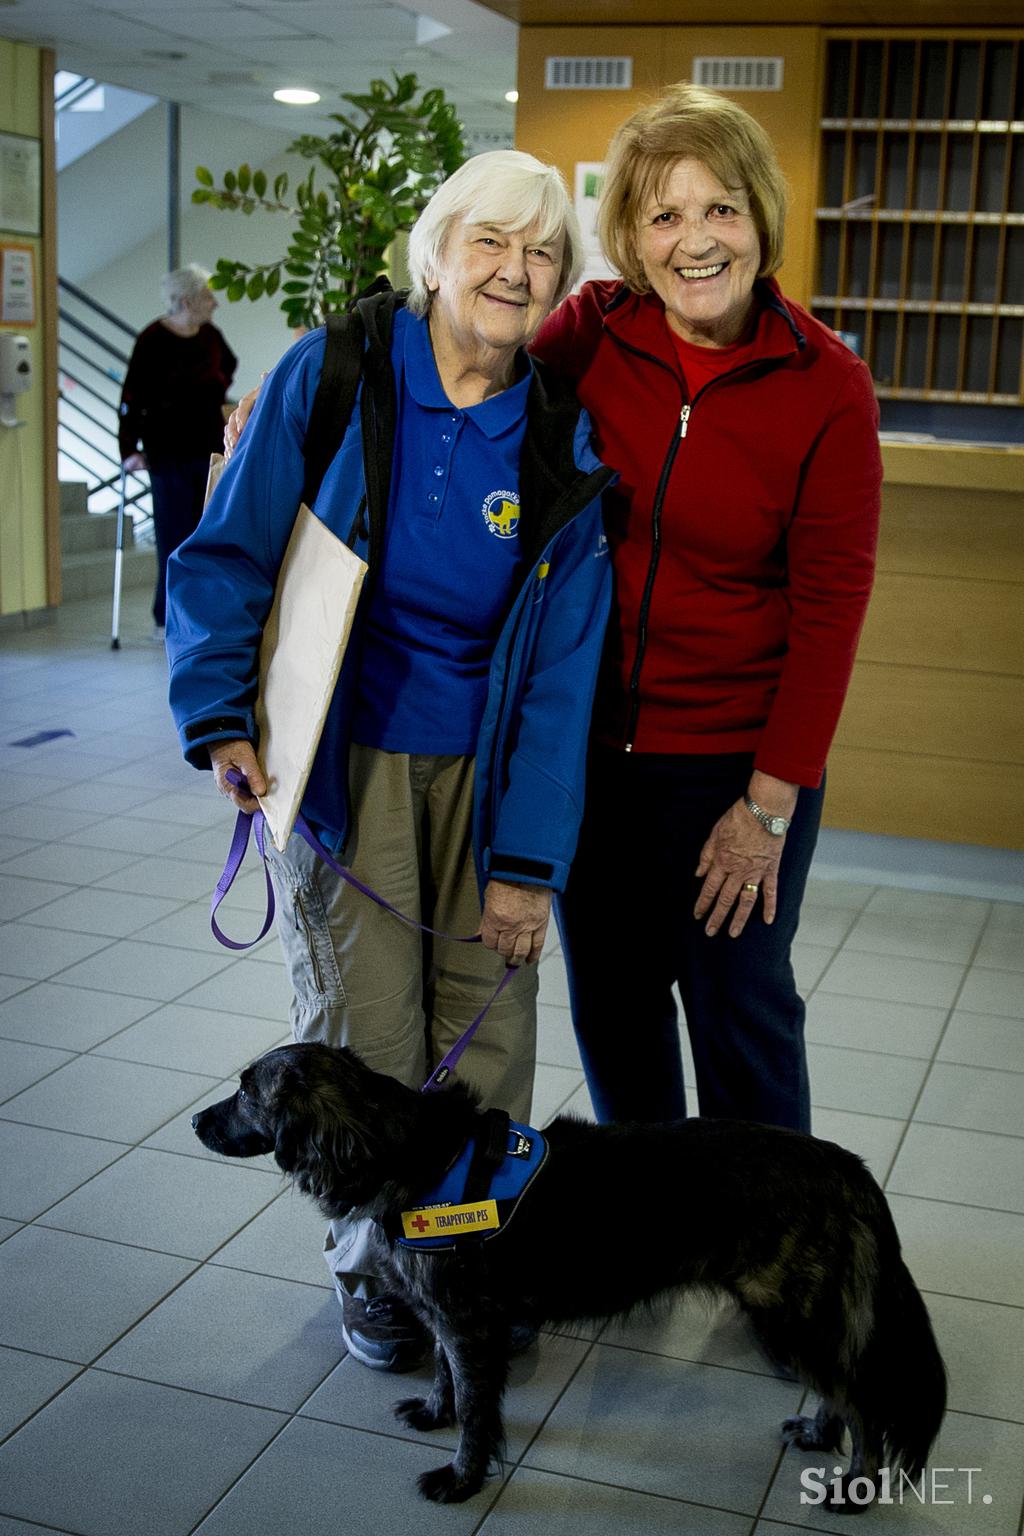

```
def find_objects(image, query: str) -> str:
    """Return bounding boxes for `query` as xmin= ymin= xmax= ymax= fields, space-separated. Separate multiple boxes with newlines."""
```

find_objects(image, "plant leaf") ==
xmin=193 ymin=70 xmax=467 ymax=331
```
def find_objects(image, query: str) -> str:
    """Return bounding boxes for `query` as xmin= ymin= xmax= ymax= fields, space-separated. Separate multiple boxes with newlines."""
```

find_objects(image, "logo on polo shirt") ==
xmin=482 ymin=489 xmax=520 ymax=540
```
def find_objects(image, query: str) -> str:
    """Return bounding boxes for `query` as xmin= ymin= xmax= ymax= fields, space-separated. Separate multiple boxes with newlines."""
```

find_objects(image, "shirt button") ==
xmin=441 ymin=432 xmax=451 ymax=443
xmin=428 ymin=493 xmax=439 ymax=504
xmin=433 ymin=466 xmax=443 ymax=477
xmin=450 ymin=413 xmax=458 ymax=423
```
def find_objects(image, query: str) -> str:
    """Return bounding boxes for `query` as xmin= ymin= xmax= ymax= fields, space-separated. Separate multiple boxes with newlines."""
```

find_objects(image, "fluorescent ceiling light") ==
xmin=273 ymin=88 xmax=321 ymax=105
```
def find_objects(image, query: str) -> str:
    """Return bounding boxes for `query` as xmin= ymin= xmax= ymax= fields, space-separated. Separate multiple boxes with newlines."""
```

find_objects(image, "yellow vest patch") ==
xmin=400 ymin=1199 xmax=500 ymax=1240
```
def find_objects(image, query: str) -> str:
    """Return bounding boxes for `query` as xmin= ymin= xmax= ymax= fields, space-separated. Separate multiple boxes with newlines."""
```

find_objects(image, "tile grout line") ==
xmin=879 ymin=909 xmax=993 ymax=1192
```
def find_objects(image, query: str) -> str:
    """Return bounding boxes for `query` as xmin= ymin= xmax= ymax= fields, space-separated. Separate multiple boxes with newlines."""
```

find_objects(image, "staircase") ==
xmin=59 ymin=481 xmax=155 ymax=602
xmin=57 ymin=276 xmax=157 ymax=600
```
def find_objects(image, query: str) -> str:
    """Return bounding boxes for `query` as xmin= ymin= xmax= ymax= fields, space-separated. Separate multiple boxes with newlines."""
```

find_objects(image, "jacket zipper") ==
xmin=293 ymin=889 xmax=327 ymax=993
xmin=611 ymin=331 xmax=783 ymax=752
xmin=623 ymin=398 xmax=688 ymax=750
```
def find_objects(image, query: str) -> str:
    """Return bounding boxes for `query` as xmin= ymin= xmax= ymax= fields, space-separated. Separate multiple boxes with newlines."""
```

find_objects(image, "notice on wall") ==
xmin=1 ymin=244 xmax=36 ymax=326
xmin=0 ymin=133 xmax=41 ymax=238
xmin=574 ymin=161 xmax=615 ymax=286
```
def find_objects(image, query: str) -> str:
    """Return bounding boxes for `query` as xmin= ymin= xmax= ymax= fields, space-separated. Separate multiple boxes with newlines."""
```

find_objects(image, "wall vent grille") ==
xmin=693 ymin=56 xmax=784 ymax=91
xmin=544 ymin=56 xmax=633 ymax=90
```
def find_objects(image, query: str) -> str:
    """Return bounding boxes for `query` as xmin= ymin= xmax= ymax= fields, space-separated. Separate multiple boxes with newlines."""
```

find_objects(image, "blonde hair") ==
xmin=597 ymin=82 xmax=788 ymax=291
xmin=407 ymin=150 xmax=583 ymax=316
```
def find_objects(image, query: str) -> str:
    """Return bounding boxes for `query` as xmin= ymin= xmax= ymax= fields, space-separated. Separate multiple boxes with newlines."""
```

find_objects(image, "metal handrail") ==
xmin=58 ymin=388 xmax=122 ymax=445
xmin=59 ymin=337 xmax=123 ymax=386
xmin=57 ymin=364 xmax=121 ymax=413
xmin=59 ymin=444 xmax=105 ymax=483
xmin=55 ymin=76 xmax=97 ymax=112
xmin=58 ymin=275 xmax=136 ymax=339
xmin=58 ymin=449 xmax=149 ymax=511
xmin=55 ymin=421 xmax=149 ymax=497
xmin=57 ymin=308 xmax=132 ymax=366
xmin=58 ymin=416 xmax=124 ymax=468
xmin=95 ymin=474 xmax=149 ymax=506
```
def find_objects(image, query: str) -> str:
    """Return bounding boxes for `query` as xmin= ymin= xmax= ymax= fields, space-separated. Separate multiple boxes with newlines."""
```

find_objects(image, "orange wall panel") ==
xmin=515 ymin=24 xmax=823 ymax=305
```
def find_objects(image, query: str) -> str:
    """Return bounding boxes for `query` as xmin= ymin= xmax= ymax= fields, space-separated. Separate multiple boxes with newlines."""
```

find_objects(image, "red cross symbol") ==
xmin=411 ymin=1214 xmax=430 ymax=1233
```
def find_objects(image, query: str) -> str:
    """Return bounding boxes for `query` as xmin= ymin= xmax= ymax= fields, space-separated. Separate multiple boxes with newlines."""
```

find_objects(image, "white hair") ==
xmin=162 ymin=264 xmax=212 ymax=314
xmin=406 ymin=150 xmax=583 ymax=317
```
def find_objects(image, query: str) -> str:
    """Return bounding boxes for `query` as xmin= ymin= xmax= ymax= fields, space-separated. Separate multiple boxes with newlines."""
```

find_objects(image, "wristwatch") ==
xmin=744 ymin=794 xmax=791 ymax=836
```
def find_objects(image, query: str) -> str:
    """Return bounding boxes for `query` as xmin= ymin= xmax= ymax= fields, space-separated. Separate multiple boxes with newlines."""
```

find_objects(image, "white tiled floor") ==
xmin=1 ymin=589 xmax=1023 ymax=1535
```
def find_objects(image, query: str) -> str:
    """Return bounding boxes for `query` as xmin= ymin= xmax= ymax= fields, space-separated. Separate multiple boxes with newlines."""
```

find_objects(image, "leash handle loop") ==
xmin=209 ymin=796 xmax=276 ymax=951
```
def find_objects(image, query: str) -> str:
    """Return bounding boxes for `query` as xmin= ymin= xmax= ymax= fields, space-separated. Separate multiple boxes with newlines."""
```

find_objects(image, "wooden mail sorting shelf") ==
xmin=812 ymin=35 xmax=1024 ymax=407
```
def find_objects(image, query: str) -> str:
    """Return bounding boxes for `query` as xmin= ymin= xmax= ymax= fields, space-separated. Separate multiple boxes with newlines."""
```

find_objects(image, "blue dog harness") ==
xmin=392 ymin=1109 xmax=548 ymax=1252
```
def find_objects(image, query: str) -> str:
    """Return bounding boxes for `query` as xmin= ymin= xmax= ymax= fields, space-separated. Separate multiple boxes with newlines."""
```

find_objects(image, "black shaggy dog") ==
xmin=193 ymin=1041 xmax=946 ymax=1508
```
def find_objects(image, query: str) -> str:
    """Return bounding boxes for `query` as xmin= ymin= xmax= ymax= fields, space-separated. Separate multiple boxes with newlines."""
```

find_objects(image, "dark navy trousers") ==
xmin=149 ymin=457 xmax=210 ymax=627
xmin=556 ymin=746 xmax=823 ymax=1131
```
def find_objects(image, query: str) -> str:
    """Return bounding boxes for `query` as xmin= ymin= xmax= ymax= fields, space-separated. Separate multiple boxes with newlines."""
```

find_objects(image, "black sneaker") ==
xmin=340 ymin=1293 xmax=429 ymax=1372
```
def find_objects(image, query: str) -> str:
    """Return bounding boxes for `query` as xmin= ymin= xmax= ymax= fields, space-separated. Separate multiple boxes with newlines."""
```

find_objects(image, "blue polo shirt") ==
xmin=351 ymin=307 xmax=531 ymax=754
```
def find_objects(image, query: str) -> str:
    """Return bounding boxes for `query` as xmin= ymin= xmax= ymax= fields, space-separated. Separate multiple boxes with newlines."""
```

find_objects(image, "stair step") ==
xmin=61 ymin=546 xmax=155 ymax=602
xmin=59 ymin=481 xmax=90 ymax=518
xmin=60 ymin=508 xmax=136 ymax=555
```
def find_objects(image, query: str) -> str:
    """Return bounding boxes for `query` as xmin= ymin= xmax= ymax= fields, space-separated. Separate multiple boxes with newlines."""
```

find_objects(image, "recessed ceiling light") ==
xmin=504 ymin=90 xmax=519 ymax=104
xmin=273 ymin=87 xmax=320 ymax=105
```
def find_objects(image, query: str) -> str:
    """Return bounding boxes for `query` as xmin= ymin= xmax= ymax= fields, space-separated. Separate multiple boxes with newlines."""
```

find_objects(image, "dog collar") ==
xmin=392 ymin=1110 xmax=547 ymax=1252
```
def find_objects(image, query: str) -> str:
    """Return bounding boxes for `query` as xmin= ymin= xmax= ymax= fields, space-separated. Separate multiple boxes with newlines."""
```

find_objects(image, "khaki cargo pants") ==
xmin=265 ymin=742 xmax=538 ymax=1299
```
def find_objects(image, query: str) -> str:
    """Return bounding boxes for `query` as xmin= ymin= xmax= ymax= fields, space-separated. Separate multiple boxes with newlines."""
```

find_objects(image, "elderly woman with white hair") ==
xmin=165 ymin=151 xmax=613 ymax=1370
xmin=119 ymin=264 xmax=236 ymax=636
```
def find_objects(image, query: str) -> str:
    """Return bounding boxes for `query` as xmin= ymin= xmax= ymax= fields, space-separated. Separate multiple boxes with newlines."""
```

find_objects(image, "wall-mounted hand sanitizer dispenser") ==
xmin=0 ymin=334 xmax=32 ymax=426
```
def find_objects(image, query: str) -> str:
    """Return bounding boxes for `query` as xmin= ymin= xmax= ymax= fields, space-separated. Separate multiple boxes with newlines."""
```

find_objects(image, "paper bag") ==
xmin=204 ymin=454 xmax=367 ymax=852
xmin=254 ymin=502 xmax=367 ymax=850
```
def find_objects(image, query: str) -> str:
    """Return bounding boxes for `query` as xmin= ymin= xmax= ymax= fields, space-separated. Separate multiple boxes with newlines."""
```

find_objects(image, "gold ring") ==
xmin=742 ymin=882 xmax=760 ymax=894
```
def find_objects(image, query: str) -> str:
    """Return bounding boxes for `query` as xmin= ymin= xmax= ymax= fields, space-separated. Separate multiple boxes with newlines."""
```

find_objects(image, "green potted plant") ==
xmin=193 ymin=73 xmax=467 ymax=330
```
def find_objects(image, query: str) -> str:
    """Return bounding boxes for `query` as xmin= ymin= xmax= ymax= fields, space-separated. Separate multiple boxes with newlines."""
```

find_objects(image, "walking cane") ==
xmin=110 ymin=464 xmax=127 ymax=650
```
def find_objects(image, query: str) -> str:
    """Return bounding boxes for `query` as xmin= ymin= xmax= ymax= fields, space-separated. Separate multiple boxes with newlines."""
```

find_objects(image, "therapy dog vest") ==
xmin=392 ymin=1109 xmax=548 ymax=1252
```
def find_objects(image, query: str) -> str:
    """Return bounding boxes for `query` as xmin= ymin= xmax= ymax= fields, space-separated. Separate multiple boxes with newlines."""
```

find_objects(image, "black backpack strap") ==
xmin=300 ymin=310 xmax=365 ymax=509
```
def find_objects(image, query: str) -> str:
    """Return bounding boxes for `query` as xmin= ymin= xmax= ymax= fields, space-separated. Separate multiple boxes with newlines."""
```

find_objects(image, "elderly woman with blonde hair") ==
xmin=531 ymin=82 xmax=881 ymax=1132
xmin=165 ymin=151 xmax=613 ymax=1372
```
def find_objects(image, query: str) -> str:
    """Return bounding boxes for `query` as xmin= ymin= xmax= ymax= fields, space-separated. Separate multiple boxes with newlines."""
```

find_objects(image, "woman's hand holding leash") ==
xmin=695 ymin=773 xmax=798 ymax=939
xmin=480 ymin=880 xmax=552 ymax=966
xmin=209 ymin=739 xmax=267 ymax=812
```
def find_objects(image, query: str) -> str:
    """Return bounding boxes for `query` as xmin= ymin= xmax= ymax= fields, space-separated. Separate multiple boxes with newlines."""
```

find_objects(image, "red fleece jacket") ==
xmin=530 ymin=278 xmax=881 ymax=788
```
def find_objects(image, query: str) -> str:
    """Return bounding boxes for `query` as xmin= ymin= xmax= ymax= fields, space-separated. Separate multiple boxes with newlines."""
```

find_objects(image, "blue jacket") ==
xmin=166 ymin=289 xmax=614 ymax=895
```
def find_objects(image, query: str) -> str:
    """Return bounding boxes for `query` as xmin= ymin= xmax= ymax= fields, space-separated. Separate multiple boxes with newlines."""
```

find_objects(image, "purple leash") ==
xmin=213 ymin=770 xmax=517 ymax=1091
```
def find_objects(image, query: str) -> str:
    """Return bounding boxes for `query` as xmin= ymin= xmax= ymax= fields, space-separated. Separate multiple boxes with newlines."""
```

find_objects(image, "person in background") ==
xmin=531 ymin=82 xmax=881 ymax=1131
xmin=165 ymin=152 xmax=612 ymax=1373
xmin=119 ymin=264 xmax=236 ymax=638
xmin=224 ymin=83 xmax=882 ymax=1138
